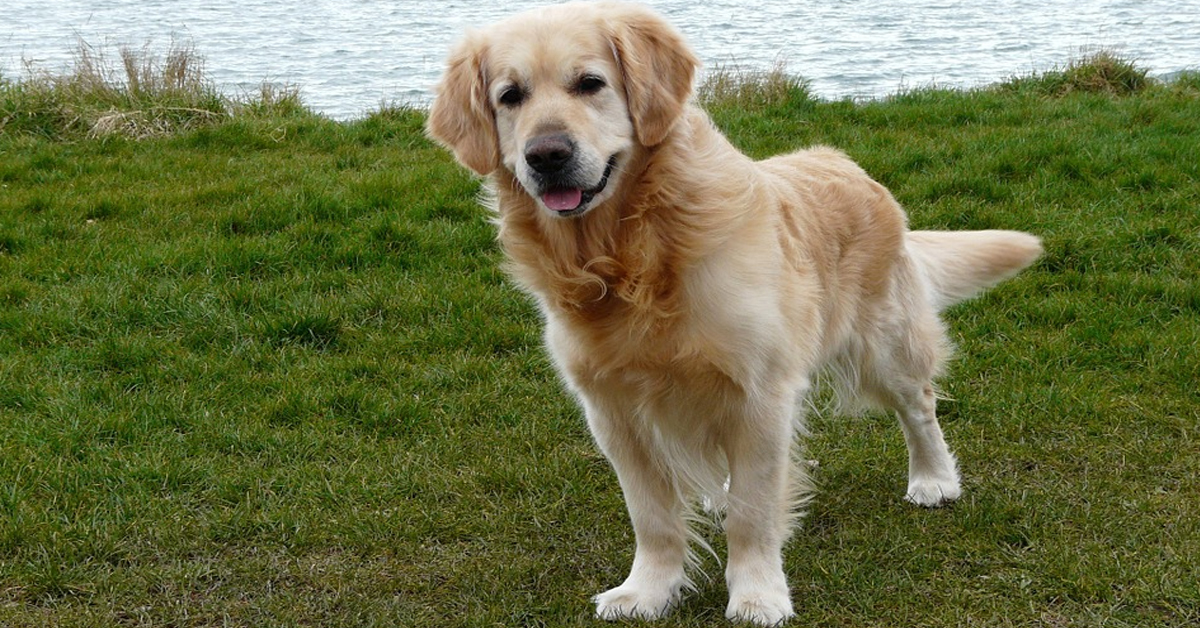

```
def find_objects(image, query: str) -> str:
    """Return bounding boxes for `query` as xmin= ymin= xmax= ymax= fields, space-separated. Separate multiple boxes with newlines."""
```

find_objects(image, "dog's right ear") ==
xmin=427 ymin=34 xmax=499 ymax=176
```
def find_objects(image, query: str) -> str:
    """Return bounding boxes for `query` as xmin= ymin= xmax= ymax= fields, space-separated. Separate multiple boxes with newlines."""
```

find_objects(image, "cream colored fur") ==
xmin=427 ymin=2 xmax=1042 ymax=624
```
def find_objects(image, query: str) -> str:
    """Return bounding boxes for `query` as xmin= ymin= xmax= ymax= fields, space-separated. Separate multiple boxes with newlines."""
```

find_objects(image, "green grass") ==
xmin=1 ymin=49 xmax=1199 ymax=627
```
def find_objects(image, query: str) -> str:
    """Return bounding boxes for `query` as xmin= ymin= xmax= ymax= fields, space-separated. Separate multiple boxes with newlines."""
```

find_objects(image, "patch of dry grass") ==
xmin=697 ymin=61 xmax=813 ymax=109
xmin=0 ymin=39 xmax=308 ymax=139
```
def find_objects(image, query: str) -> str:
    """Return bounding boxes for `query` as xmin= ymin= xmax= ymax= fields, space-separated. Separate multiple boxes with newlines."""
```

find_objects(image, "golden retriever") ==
xmin=427 ymin=2 xmax=1042 ymax=624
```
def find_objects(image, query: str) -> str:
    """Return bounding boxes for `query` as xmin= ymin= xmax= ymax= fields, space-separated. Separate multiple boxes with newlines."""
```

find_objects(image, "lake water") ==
xmin=2 ymin=0 xmax=1198 ymax=120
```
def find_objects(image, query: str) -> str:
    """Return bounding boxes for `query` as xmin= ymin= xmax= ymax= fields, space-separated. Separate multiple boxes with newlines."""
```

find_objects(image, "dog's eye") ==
xmin=498 ymin=85 xmax=525 ymax=107
xmin=575 ymin=75 xmax=606 ymax=95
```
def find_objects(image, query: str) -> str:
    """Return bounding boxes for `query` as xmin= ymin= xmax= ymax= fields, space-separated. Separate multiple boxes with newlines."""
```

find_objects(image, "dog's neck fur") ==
xmin=491 ymin=107 xmax=756 ymax=324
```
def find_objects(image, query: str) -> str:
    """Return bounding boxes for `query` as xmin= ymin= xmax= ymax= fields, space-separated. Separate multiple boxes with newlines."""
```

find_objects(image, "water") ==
xmin=2 ymin=0 xmax=1198 ymax=120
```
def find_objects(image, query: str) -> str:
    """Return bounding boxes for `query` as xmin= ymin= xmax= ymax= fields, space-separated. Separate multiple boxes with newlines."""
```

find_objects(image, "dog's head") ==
xmin=427 ymin=1 xmax=698 ymax=218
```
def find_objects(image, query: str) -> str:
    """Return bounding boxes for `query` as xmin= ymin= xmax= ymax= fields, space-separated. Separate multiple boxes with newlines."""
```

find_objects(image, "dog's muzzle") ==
xmin=524 ymin=133 xmax=617 ymax=216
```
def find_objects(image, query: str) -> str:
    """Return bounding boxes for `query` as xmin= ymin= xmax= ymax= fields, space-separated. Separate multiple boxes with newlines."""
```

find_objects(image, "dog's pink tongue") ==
xmin=543 ymin=188 xmax=583 ymax=212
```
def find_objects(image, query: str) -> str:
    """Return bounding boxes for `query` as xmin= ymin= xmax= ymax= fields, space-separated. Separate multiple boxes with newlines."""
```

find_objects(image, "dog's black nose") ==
xmin=525 ymin=134 xmax=574 ymax=174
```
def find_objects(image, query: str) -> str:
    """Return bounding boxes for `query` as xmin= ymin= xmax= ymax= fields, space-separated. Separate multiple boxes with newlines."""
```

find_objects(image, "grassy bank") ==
xmin=1 ymin=48 xmax=1198 ymax=627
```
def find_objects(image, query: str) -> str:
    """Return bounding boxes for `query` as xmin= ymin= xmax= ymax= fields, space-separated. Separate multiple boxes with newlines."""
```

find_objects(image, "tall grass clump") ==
xmin=1 ymin=40 xmax=314 ymax=140
xmin=998 ymin=50 xmax=1151 ymax=96
xmin=0 ymin=40 xmax=229 ymax=139
xmin=1170 ymin=70 xmax=1200 ymax=93
xmin=698 ymin=61 xmax=814 ymax=110
xmin=231 ymin=81 xmax=308 ymax=120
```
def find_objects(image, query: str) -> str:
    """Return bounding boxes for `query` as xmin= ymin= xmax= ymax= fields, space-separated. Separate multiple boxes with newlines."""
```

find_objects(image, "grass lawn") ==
xmin=1 ymin=51 xmax=1198 ymax=626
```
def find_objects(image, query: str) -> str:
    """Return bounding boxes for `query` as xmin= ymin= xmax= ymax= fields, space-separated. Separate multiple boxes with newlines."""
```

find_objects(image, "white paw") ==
xmin=725 ymin=590 xmax=794 ymax=626
xmin=905 ymin=476 xmax=962 ymax=507
xmin=594 ymin=583 xmax=680 ymax=621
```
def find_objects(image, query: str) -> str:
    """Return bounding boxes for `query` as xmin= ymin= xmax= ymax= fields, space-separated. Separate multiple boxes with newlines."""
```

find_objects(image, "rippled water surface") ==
xmin=3 ymin=0 xmax=1198 ymax=119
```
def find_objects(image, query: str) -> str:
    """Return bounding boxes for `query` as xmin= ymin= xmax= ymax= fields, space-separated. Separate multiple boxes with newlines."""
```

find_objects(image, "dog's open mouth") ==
xmin=541 ymin=156 xmax=618 ymax=216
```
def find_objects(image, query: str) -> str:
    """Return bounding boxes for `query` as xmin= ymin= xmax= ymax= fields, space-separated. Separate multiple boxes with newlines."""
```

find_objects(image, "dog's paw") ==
xmin=905 ymin=476 xmax=962 ymax=507
xmin=725 ymin=591 xmax=794 ymax=626
xmin=594 ymin=584 xmax=679 ymax=621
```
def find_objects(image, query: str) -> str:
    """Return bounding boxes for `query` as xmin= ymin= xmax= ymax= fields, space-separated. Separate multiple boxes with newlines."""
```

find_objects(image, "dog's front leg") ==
xmin=586 ymin=400 xmax=690 ymax=620
xmin=723 ymin=397 xmax=797 ymax=626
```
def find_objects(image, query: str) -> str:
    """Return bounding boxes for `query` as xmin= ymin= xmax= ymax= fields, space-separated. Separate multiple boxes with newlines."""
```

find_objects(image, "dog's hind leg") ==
xmin=586 ymin=400 xmax=691 ymax=620
xmin=870 ymin=302 xmax=962 ymax=507
xmin=891 ymin=380 xmax=962 ymax=507
xmin=886 ymin=229 xmax=1039 ymax=505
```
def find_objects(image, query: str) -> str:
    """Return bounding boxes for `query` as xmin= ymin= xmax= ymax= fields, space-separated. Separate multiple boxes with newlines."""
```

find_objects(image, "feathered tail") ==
xmin=906 ymin=230 xmax=1043 ymax=311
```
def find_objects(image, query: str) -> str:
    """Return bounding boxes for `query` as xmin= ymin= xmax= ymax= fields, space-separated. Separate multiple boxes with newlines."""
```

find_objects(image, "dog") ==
xmin=427 ymin=2 xmax=1042 ymax=624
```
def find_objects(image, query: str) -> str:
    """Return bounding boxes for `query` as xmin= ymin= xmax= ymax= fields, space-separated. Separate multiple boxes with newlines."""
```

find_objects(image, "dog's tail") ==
xmin=907 ymin=230 xmax=1043 ymax=311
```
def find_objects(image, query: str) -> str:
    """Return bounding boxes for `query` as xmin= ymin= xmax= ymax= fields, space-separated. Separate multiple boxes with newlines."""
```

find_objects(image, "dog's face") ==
xmin=486 ymin=17 xmax=633 ymax=217
xmin=427 ymin=2 xmax=699 ymax=218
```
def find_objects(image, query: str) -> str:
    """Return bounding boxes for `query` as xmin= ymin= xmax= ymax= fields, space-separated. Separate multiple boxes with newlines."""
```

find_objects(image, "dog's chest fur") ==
xmin=495 ymin=180 xmax=803 ymax=402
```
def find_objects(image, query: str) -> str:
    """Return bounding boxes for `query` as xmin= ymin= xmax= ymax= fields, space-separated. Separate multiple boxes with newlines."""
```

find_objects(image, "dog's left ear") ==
xmin=606 ymin=5 xmax=699 ymax=147
xmin=427 ymin=33 xmax=499 ymax=176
